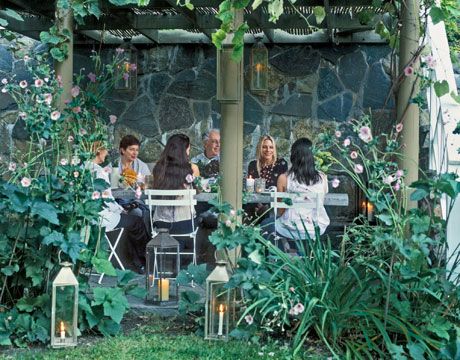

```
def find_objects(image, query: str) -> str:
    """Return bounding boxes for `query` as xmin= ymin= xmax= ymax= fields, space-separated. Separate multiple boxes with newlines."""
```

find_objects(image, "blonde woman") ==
xmin=247 ymin=135 xmax=287 ymax=188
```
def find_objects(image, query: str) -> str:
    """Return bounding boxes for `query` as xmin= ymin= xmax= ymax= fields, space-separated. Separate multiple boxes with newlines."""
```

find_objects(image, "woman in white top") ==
xmin=90 ymin=142 xmax=150 ymax=273
xmin=261 ymin=137 xmax=330 ymax=243
xmin=151 ymin=134 xmax=200 ymax=241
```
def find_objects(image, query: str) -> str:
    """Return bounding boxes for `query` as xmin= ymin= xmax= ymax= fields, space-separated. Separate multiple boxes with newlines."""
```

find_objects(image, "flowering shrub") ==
xmin=0 ymin=49 xmax=142 ymax=346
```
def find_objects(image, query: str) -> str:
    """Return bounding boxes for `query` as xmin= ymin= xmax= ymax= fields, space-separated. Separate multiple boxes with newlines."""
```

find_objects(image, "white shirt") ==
xmin=89 ymin=162 xmax=124 ymax=231
xmin=276 ymin=172 xmax=330 ymax=239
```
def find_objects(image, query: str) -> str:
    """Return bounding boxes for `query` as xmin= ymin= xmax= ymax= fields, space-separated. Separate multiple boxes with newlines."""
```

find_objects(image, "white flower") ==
xmin=8 ymin=162 xmax=16 ymax=171
xmin=21 ymin=177 xmax=31 ymax=187
xmin=350 ymin=151 xmax=358 ymax=159
xmin=185 ymin=174 xmax=194 ymax=184
xmin=244 ymin=314 xmax=254 ymax=325
xmin=358 ymin=126 xmax=373 ymax=143
xmin=109 ymin=115 xmax=117 ymax=124
xmin=1 ymin=78 xmax=7 ymax=84
xmin=383 ymin=175 xmax=395 ymax=185
xmin=424 ymin=55 xmax=436 ymax=69
xmin=354 ymin=164 xmax=364 ymax=174
xmin=50 ymin=111 xmax=61 ymax=121
xmin=70 ymin=86 xmax=80 ymax=98
xmin=225 ymin=219 xmax=232 ymax=227
xmin=343 ymin=138 xmax=351 ymax=147
xmin=19 ymin=80 xmax=28 ymax=88
xmin=73 ymin=171 xmax=79 ymax=178
xmin=67 ymin=135 xmax=74 ymax=142
xmin=92 ymin=191 xmax=100 ymax=200
xmin=335 ymin=130 xmax=342 ymax=138
xmin=71 ymin=156 xmax=80 ymax=166
xmin=294 ymin=303 xmax=305 ymax=314
xmin=23 ymin=55 xmax=30 ymax=62
xmin=60 ymin=158 xmax=68 ymax=166
xmin=268 ymin=352 xmax=275 ymax=357
xmin=44 ymin=93 xmax=53 ymax=105
xmin=229 ymin=209 xmax=236 ymax=217
xmin=18 ymin=112 xmax=27 ymax=119
xmin=44 ymin=77 xmax=49 ymax=82
xmin=331 ymin=178 xmax=340 ymax=188
xmin=1 ymin=88 xmax=7 ymax=93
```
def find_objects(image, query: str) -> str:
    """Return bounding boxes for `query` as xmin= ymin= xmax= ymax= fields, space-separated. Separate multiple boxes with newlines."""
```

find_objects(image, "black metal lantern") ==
xmin=145 ymin=229 xmax=180 ymax=305
xmin=250 ymin=38 xmax=268 ymax=93
xmin=205 ymin=261 xmax=235 ymax=341
xmin=115 ymin=39 xmax=138 ymax=92
xmin=51 ymin=262 xmax=78 ymax=348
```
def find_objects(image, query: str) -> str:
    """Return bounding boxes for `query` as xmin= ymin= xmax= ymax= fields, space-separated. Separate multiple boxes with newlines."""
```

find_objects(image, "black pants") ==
xmin=117 ymin=213 xmax=150 ymax=267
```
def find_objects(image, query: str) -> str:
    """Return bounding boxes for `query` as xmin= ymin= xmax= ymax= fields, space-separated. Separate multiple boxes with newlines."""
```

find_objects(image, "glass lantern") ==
xmin=51 ymin=262 xmax=78 ymax=348
xmin=145 ymin=229 xmax=180 ymax=305
xmin=250 ymin=38 xmax=269 ymax=93
xmin=205 ymin=261 xmax=235 ymax=341
xmin=115 ymin=39 xmax=138 ymax=92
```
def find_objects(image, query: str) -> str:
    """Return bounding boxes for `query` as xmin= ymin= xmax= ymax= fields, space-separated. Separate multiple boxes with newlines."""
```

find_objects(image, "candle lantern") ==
xmin=115 ymin=39 xmax=138 ymax=92
xmin=205 ymin=261 xmax=235 ymax=341
xmin=250 ymin=38 xmax=268 ymax=93
xmin=145 ymin=228 xmax=180 ymax=305
xmin=361 ymin=199 xmax=375 ymax=223
xmin=51 ymin=262 xmax=78 ymax=348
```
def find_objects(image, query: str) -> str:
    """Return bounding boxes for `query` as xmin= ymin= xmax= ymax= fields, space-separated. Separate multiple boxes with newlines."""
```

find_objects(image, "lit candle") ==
xmin=246 ymin=176 xmax=255 ymax=193
xmin=60 ymin=321 xmax=65 ymax=340
xmin=124 ymin=62 xmax=130 ymax=88
xmin=255 ymin=63 xmax=262 ymax=88
xmin=158 ymin=279 xmax=170 ymax=301
xmin=217 ymin=304 xmax=225 ymax=336
xmin=367 ymin=202 xmax=374 ymax=222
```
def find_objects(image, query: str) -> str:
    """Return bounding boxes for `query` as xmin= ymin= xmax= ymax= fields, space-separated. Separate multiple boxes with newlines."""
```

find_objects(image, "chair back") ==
xmin=270 ymin=191 xmax=320 ymax=212
xmin=144 ymin=189 xmax=197 ymax=235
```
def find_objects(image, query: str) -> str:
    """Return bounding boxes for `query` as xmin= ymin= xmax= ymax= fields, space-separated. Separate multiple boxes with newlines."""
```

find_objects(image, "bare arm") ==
xmin=276 ymin=174 xmax=287 ymax=217
xmin=192 ymin=163 xmax=200 ymax=177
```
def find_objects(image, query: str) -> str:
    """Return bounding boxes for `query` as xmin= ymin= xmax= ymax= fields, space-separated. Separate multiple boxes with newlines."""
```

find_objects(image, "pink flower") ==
xmin=130 ymin=63 xmax=137 ymax=71
xmin=135 ymin=187 xmax=142 ymax=199
xmin=51 ymin=111 xmax=61 ymax=121
xmin=395 ymin=123 xmax=403 ymax=133
xmin=115 ymin=47 xmax=124 ymax=54
xmin=229 ymin=209 xmax=236 ymax=217
xmin=122 ymin=73 xmax=129 ymax=81
xmin=289 ymin=287 xmax=295 ymax=292
xmin=343 ymin=138 xmax=351 ymax=147
xmin=60 ymin=158 xmax=68 ymax=166
xmin=20 ymin=177 xmax=31 ymax=187
xmin=350 ymin=151 xmax=358 ymax=159
xmin=79 ymin=128 xmax=87 ymax=135
xmin=70 ymin=86 xmax=80 ymax=98
xmin=331 ymin=178 xmax=340 ymax=188
xmin=395 ymin=169 xmax=404 ymax=179
xmin=44 ymin=93 xmax=53 ymax=105
xmin=404 ymin=66 xmax=414 ymax=76
xmin=67 ymin=135 xmax=74 ymax=142
xmin=34 ymin=79 xmax=44 ymax=87
xmin=424 ymin=55 xmax=436 ymax=69
xmin=1 ymin=78 xmax=7 ymax=84
xmin=289 ymin=307 xmax=298 ymax=316
xmin=244 ymin=314 xmax=254 ymax=325
xmin=225 ymin=219 xmax=232 ymax=227
xmin=87 ymin=72 xmax=97 ymax=83
xmin=185 ymin=174 xmax=194 ymax=184
xmin=358 ymin=126 xmax=373 ymax=143
xmin=92 ymin=191 xmax=100 ymax=200
xmin=335 ymin=130 xmax=342 ymax=138
xmin=19 ymin=80 xmax=28 ymax=88
xmin=294 ymin=303 xmax=305 ymax=314
xmin=73 ymin=171 xmax=79 ymax=178
xmin=18 ymin=112 xmax=27 ymax=119
xmin=72 ymin=106 xmax=81 ymax=114
xmin=109 ymin=115 xmax=117 ymax=124
xmin=23 ymin=55 xmax=30 ymax=62
xmin=8 ymin=162 xmax=16 ymax=171
xmin=354 ymin=164 xmax=364 ymax=174
xmin=393 ymin=182 xmax=401 ymax=191
xmin=383 ymin=175 xmax=395 ymax=185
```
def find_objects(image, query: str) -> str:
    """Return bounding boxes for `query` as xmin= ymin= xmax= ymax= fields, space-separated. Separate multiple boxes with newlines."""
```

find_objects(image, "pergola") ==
xmin=0 ymin=0 xmax=420 ymax=210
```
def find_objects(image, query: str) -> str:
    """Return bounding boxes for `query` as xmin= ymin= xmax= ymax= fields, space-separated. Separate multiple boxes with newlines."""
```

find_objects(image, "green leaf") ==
xmin=267 ymin=0 xmax=283 ymax=23
xmin=97 ymin=318 xmax=121 ymax=336
xmin=313 ymin=6 xmax=326 ymax=25
xmin=92 ymin=257 xmax=116 ymax=276
xmin=430 ymin=6 xmax=446 ymax=24
xmin=434 ymin=80 xmax=449 ymax=97
xmin=427 ymin=317 xmax=452 ymax=340
xmin=116 ymin=269 xmax=137 ymax=286
xmin=407 ymin=342 xmax=425 ymax=358
xmin=50 ymin=47 xmax=66 ymax=62
xmin=410 ymin=188 xmax=428 ymax=201
xmin=376 ymin=213 xmax=393 ymax=226
xmin=125 ymin=285 xmax=147 ymax=298
xmin=252 ymin=0 xmax=264 ymax=10
xmin=0 ymin=18 xmax=8 ymax=27
xmin=30 ymin=200 xmax=60 ymax=225
xmin=42 ymin=230 xmax=65 ymax=246
xmin=4 ymin=8 xmax=24 ymax=21
xmin=1 ymin=264 xmax=19 ymax=276
xmin=61 ymin=231 xmax=85 ymax=263
xmin=248 ymin=249 xmax=262 ymax=264
xmin=185 ymin=2 xmax=194 ymax=10
xmin=451 ymin=91 xmax=460 ymax=104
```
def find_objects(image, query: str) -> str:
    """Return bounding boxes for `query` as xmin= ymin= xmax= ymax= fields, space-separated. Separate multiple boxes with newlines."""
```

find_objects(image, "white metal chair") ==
xmin=144 ymin=189 xmax=198 ymax=268
xmin=270 ymin=191 xmax=321 ymax=251
xmin=98 ymin=227 xmax=125 ymax=284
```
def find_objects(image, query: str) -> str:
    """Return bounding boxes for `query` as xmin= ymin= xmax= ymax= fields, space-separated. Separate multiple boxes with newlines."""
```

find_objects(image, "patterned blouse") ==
xmin=247 ymin=158 xmax=288 ymax=188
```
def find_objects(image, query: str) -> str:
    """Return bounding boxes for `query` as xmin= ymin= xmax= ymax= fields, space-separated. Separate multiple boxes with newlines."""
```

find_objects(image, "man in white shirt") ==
xmin=191 ymin=129 xmax=220 ymax=179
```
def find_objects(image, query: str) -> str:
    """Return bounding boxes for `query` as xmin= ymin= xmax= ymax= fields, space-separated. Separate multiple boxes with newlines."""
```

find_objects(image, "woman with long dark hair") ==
xmin=152 ymin=133 xmax=200 ymax=235
xmin=261 ymin=137 xmax=329 ymax=243
xmin=276 ymin=137 xmax=330 ymax=239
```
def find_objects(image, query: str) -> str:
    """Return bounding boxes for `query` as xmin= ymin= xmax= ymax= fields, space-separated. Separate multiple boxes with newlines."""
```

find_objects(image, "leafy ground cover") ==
xmin=0 ymin=313 xmax=323 ymax=360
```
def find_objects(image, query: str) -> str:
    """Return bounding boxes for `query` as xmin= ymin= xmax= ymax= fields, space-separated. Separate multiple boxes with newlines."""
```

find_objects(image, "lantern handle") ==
xmin=58 ymin=250 xmax=62 ymax=264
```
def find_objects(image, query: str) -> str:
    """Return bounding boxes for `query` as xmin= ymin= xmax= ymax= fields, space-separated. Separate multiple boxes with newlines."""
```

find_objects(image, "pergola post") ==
xmin=397 ymin=0 xmax=420 ymax=209
xmin=54 ymin=6 xmax=73 ymax=107
xmin=218 ymin=10 xmax=244 ymax=211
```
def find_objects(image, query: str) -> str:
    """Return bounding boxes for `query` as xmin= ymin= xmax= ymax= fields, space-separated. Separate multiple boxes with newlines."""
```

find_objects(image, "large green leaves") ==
xmin=92 ymin=288 xmax=129 ymax=324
